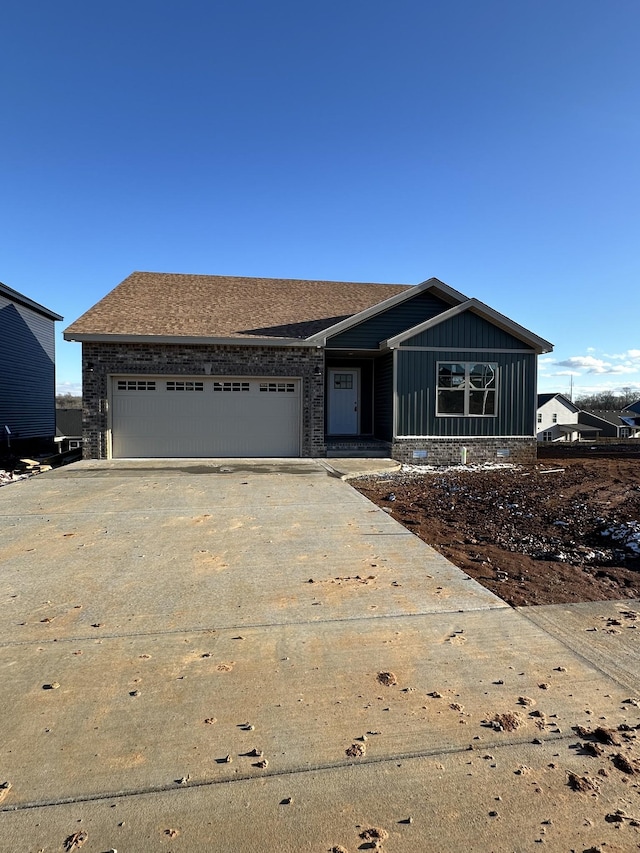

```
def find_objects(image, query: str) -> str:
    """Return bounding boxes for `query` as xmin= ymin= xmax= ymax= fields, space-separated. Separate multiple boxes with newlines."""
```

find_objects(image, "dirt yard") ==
xmin=352 ymin=449 xmax=640 ymax=607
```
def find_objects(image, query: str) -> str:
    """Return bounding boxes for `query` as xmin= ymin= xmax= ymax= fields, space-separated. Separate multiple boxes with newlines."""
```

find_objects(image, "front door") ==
xmin=328 ymin=368 xmax=359 ymax=434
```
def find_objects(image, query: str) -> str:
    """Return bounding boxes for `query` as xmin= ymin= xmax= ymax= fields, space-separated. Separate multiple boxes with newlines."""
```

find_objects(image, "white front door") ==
xmin=328 ymin=369 xmax=359 ymax=434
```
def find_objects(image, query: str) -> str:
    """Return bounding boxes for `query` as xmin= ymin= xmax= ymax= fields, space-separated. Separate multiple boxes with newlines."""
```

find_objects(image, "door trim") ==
xmin=327 ymin=367 xmax=360 ymax=435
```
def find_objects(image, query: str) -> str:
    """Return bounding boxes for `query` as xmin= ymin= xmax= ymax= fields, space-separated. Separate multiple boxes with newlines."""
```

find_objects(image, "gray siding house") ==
xmin=64 ymin=272 xmax=552 ymax=464
xmin=0 ymin=282 xmax=62 ymax=450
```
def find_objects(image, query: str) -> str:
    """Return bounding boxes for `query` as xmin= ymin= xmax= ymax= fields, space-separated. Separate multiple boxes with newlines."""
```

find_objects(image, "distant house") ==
xmin=579 ymin=409 xmax=640 ymax=439
xmin=536 ymin=393 xmax=601 ymax=442
xmin=0 ymin=282 xmax=63 ymax=452
xmin=620 ymin=400 xmax=640 ymax=436
xmin=64 ymin=271 xmax=552 ymax=465
xmin=55 ymin=408 xmax=83 ymax=453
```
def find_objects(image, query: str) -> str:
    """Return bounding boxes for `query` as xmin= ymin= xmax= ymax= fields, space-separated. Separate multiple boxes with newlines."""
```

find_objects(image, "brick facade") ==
xmin=81 ymin=342 xmax=325 ymax=459
xmin=391 ymin=436 xmax=537 ymax=466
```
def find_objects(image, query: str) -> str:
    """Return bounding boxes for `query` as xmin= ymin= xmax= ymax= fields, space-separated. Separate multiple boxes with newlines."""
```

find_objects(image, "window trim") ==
xmin=435 ymin=361 xmax=498 ymax=418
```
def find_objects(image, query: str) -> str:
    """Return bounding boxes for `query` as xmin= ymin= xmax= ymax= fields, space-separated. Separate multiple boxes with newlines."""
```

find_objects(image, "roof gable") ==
xmin=384 ymin=299 xmax=553 ymax=354
xmin=537 ymin=393 xmax=579 ymax=412
xmin=309 ymin=278 xmax=467 ymax=346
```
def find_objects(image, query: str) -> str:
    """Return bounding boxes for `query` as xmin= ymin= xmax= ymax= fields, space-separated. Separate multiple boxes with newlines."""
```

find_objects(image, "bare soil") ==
xmin=352 ymin=451 xmax=640 ymax=607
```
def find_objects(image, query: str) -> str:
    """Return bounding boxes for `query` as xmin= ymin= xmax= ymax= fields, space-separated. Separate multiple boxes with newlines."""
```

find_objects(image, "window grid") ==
xmin=117 ymin=380 xmax=157 ymax=391
xmin=259 ymin=382 xmax=295 ymax=393
xmin=436 ymin=362 xmax=497 ymax=417
xmin=213 ymin=381 xmax=250 ymax=392
xmin=166 ymin=381 xmax=204 ymax=392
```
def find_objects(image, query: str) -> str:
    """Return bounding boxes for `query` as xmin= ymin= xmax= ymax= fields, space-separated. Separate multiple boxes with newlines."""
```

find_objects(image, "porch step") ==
xmin=326 ymin=449 xmax=391 ymax=458
xmin=325 ymin=438 xmax=392 ymax=459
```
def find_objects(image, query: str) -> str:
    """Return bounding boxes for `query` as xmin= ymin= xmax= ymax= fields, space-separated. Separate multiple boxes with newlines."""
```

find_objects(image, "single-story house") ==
xmin=579 ymin=409 xmax=640 ymax=439
xmin=63 ymin=272 xmax=553 ymax=464
xmin=621 ymin=400 xmax=640 ymax=435
xmin=55 ymin=408 xmax=83 ymax=453
xmin=0 ymin=282 xmax=63 ymax=452
xmin=536 ymin=393 xmax=602 ymax=442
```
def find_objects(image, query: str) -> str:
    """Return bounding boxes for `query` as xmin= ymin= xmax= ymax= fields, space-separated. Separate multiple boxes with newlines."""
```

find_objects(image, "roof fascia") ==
xmin=382 ymin=298 xmax=553 ymax=354
xmin=0 ymin=283 xmax=63 ymax=321
xmin=63 ymin=332 xmax=319 ymax=347
xmin=305 ymin=277 xmax=466 ymax=346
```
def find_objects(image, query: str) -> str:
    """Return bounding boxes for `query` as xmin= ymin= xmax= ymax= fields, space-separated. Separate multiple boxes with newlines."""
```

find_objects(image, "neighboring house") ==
xmin=621 ymin=400 xmax=640 ymax=436
xmin=0 ymin=282 xmax=63 ymax=452
xmin=536 ymin=393 xmax=602 ymax=442
xmin=63 ymin=272 xmax=553 ymax=464
xmin=579 ymin=409 xmax=640 ymax=439
xmin=55 ymin=408 xmax=83 ymax=453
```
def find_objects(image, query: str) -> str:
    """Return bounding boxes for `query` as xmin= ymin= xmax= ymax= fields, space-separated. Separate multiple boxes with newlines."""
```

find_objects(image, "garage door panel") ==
xmin=111 ymin=377 xmax=301 ymax=458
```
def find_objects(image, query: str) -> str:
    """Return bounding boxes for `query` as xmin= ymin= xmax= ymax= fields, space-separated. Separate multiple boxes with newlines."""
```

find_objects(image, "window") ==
xmin=333 ymin=373 xmax=353 ymax=389
xmin=166 ymin=381 xmax=204 ymax=392
xmin=436 ymin=362 xmax=497 ymax=416
xmin=620 ymin=427 xmax=629 ymax=438
xmin=117 ymin=380 xmax=156 ymax=391
xmin=259 ymin=382 xmax=295 ymax=393
xmin=542 ymin=430 xmax=553 ymax=442
xmin=213 ymin=381 xmax=250 ymax=392
xmin=552 ymin=413 xmax=558 ymax=423
xmin=537 ymin=413 xmax=543 ymax=424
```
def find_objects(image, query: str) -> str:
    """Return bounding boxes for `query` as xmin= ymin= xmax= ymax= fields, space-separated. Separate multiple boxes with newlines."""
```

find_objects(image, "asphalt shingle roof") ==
xmin=64 ymin=272 xmax=412 ymax=340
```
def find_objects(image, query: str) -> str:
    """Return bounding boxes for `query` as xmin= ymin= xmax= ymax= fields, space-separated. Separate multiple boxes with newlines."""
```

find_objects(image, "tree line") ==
xmin=56 ymin=393 xmax=82 ymax=409
xmin=574 ymin=387 xmax=640 ymax=410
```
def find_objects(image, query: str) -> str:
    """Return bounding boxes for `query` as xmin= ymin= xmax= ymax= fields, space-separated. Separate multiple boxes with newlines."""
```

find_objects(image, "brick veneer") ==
xmin=81 ymin=342 xmax=325 ymax=459
xmin=391 ymin=436 xmax=537 ymax=466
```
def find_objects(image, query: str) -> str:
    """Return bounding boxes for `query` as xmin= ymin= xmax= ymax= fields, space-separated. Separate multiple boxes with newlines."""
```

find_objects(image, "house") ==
xmin=55 ymin=408 xmax=83 ymax=453
xmin=536 ymin=393 xmax=602 ymax=442
xmin=579 ymin=409 xmax=640 ymax=439
xmin=0 ymin=282 xmax=63 ymax=453
xmin=63 ymin=272 xmax=553 ymax=464
xmin=621 ymin=400 xmax=640 ymax=436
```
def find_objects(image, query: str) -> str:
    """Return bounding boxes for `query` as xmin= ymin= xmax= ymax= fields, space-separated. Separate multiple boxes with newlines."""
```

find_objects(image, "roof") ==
xmin=64 ymin=272 xmax=412 ymax=343
xmin=537 ymin=393 xmax=579 ymax=411
xmin=557 ymin=423 xmax=601 ymax=434
xmin=0 ymin=282 xmax=62 ymax=321
xmin=56 ymin=408 xmax=82 ymax=437
xmin=579 ymin=409 xmax=628 ymax=427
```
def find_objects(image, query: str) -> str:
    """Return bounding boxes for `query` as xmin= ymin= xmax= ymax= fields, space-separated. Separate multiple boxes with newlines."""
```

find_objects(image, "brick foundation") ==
xmin=391 ymin=436 xmax=537 ymax=466
xmin=81 ymin=342 xmax=325 ymax=459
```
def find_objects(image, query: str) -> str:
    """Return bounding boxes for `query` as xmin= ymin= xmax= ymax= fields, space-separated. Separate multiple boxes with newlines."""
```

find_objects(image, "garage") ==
xmin=111 ymin=376 xmax=301 ymax=458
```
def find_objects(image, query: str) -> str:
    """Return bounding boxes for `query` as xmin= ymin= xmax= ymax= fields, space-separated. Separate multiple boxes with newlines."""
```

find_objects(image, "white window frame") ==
xmin=435 ymin=361 xmax=498 ymax=417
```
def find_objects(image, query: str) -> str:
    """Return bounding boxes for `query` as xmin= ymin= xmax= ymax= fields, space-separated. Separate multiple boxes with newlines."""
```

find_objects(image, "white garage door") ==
xmin=111 ymin=376 xmax=301 ymax=458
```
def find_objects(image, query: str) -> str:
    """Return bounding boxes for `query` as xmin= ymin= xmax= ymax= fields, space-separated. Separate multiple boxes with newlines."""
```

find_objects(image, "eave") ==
xmin=0 ymin=282 xmax=63 ymax=321
xmin=63 ymin=333 xmax=319 ymax=348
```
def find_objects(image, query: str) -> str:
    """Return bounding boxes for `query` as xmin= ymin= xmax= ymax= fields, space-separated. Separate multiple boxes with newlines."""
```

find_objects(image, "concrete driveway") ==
xmin=1 ymin=460 xmax=639 ymax=852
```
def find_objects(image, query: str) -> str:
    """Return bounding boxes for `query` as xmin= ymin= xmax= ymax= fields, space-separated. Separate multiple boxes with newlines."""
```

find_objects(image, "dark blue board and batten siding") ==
xmin=0 ymin=292 xmax=60 ymax=441
xmin=395 ymin=349 xmax=536 ymax=437
xmin=395 ymin=310 xmax=537 ymax=438
xmin=326 ymin=292 xmax=451 ymax=350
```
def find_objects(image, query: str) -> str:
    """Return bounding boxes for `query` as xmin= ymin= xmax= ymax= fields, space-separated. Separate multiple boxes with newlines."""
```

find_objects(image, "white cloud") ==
xmin=56 ymin=381 xmax=82 ymax=396
xmin=556 ymin=356 xmax=631 ymax=375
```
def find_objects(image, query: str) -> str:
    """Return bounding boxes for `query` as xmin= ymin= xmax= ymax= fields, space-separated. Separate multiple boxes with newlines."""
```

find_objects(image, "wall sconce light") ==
xmin=86 ymin=362 xmax=94 ymax=373
xmin=313 ymin=365 xmax=323 ymax=376
xmin=203 ymin=363 xmax=213 ymax=375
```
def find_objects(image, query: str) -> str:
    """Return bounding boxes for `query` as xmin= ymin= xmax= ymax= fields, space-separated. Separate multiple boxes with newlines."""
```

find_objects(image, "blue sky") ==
xmin=2 ymin=1 xmax=639 ymax=400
